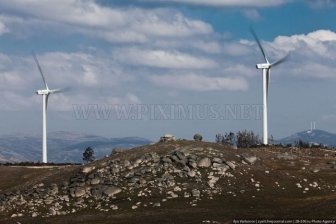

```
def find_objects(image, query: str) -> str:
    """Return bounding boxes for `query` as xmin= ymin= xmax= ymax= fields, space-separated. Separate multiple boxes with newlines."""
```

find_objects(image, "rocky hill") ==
xmin=0 ymin=141 xmax=336 ymax=223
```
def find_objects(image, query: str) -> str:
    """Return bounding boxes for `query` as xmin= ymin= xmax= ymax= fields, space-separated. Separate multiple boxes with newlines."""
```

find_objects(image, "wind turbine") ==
xmin=33 ymin=54 xmax=66 ymax=163
xmin=250 ymin=28 xmax=289 ymax=145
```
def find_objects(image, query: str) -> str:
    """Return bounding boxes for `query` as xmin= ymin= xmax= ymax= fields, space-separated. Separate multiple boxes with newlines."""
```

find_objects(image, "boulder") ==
xmin=225 ymin=161 xmax=236 ymax=169
xmin=191 ymin=189 xmax=201 ymax=197
xmin=212 ymin=158 xmax=222 ymax=164
xmin=103 ymin=186 xmax=122 ymax=197
xmin=197 ymin=157 xmax=211 ymax=168
xmin=82 ymin=166 xmax=95 ymax=174
xmin=90 ymin=178 xmax=100 ymax=185
xmin=241 ymin=155 xmax=257 ymax=165
xmin=73 ymin=188 xmax=86 ymax=198
xmin=187 ymin=170 xmax=196 ymax=177
xmin=187 ymin=160 xmax=197 ymax=169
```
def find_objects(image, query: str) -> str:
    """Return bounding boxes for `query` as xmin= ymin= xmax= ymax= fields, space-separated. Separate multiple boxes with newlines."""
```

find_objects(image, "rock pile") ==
xmin=0 ymin=145 xmax=246 ymax=218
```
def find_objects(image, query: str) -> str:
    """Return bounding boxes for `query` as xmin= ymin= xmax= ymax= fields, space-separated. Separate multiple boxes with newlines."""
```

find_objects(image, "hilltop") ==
xmin=279 ymin=129 xmax=336 ymax=147
xmin=0 ymin=140 xmax=336 ymax=223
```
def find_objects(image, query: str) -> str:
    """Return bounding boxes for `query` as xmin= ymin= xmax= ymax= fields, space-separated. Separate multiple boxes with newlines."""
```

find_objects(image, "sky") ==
xmin=1 ymin=0 xmax=336 ymax=141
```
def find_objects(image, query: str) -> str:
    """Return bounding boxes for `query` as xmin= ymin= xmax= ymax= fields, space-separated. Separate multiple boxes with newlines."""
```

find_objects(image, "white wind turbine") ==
xmin=251 ymin=28 xmax=289 ymax=145
xmin=33 ymin=54 xmax=67 ymax=163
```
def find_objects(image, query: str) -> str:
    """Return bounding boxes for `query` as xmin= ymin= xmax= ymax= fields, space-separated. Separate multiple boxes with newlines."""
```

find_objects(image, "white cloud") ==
xmin=307 ymin=0 xmax=336 ymax=9
xmin=0 ymin=51 xmax=142 ymax=111
xmin=242 ymin=29 xmax=336 ymax=80
xmin=290 ymin=63 xmax=336 ymax=79
xmin=147 ymin=74 xmax=248 ymax=91
xmin=0 ymin=20 xmax=8 ymax=35
xmin=223 ymin=64 xmax=256 ymax=77
xmin=242 ymin=9 xmax=262 ymax=21
xmin=273 ymin=30 xmax=336 ymax=53
xmin=114 ymin=48 xmax=218 ymax=69
xmin=223 ymin=42 xmax=253 ymax=56
xmin=0 ymin=0 xmax=213 ymax=43
xmin=141 ymin=0 xmax=288 ymax=7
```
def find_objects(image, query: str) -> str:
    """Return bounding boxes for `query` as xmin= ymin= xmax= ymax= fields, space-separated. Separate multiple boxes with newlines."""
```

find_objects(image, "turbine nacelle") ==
xmin=256 ymin=63 xmax=270 ymax=69
xmin=36 ymin=89 xmax=50 ymax=95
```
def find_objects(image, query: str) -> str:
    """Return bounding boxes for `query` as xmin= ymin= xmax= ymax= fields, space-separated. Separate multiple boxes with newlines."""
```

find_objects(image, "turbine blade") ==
xmin=50 ymin=87 xmax=71 ymax=94
xmin=250 ymin=27 xmax=269 ymax=63
xmin=270 ymin=53 xmax=290 ymax=67
xmin=33 ymin=53 xmax=49 ymax=90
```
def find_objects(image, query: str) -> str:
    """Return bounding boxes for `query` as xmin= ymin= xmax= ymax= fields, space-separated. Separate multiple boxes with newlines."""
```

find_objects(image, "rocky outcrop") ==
xmin=0 ymin=143 xmax=250 ymax=219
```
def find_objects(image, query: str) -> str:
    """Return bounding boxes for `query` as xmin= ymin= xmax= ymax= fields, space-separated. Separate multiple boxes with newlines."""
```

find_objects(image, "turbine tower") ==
xmin=251 ymin=28 xmax=289 ymax=145
xmin=33 ymin=54 xmax=66 ymax=163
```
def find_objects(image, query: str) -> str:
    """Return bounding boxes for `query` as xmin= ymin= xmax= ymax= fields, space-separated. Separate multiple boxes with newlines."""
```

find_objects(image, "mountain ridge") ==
xmin=0 ymin=131 xmax=152 ymax=163
xmin=278 ymin=129 xmax=336 ymax=147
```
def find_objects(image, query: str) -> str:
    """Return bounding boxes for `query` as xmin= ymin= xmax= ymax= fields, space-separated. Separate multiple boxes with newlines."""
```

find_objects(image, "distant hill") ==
xmin=278 ymin=129 xmax=336 ymax=147
xmin=0 ymin=131 xmax=152 ymax=163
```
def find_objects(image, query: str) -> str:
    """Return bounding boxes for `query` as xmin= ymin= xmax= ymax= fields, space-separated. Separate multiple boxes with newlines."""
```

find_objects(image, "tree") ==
xmin=83 ymin=147 xmax=95 ymax=163
xmin=194 ymin=133 xmax=203 ymax=141
xmin=223 ymin=132 xmax=236 ymax=146
xmin=295 ymin=140 xmax=310 ymax=148
xmin=236 ymin=130 xmax=260 ymax=148
xmin=215 ymin=134 xmax=223 ymax=143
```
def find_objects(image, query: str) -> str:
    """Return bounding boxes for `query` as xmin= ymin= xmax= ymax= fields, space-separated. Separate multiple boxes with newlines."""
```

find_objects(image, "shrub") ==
xmin=193 ymin=133 xmax=203 ymax=141
xmin=83 ymin=147 xmax=95 ymax=163
xmin=236 ymin=130 xmax=260 ymax=148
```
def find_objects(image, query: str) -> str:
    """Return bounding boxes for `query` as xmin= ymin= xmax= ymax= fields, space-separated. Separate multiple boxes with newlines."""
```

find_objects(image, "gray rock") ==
xmin=173 ymin=151 xmax=186 ymax=161
xmin=90 ymin=178 xmax=100 ymax=185
xmin=82 ymin=166 xmax=95 ymax=174
xmin=49 ymin=208 xmax=57 ymax=216
xmin=225 ymin=161 xmax=236 ymax=169
xmin=91 ymin=187 xmax=103 ymax=198
xmin=123 ymin=160 xmax=131 ymax=167
xmin=103 ymin=186 xmax=122 ymax=197
xmin=241 ymin=155 xmax=257 ymax=165
xmin=187 ymin=170 xmax=196 ymax=177
xmin=44 ymin=197 xmax=54 ymax=205
xmin=170 ymin=155 xmax=180 ymax=163
xmin=70 ymin=188 xmax=86 ymax=198
xmin=212 ymin=158 xmax=222 ymax=164
xmin=161 ymin=157 xmax=172 ymax=164
xmin=191 ymin=189 xmax=201 ymax=197
xmin=187 ymin=160 xmax=197 ymax=169
xmin=197 ymin=157 xmax=211 ymax=168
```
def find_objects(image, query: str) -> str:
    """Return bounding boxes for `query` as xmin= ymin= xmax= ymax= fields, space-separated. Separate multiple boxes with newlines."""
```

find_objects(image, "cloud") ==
xmin=114 ymin=48 xmax=218 ymax=69
xmin=0 ymin=51 xmax=141 ymax=111
xmin=147 ymin=74 xmax=248 ymax=91
xmin=307 ymin=0 xmax=336 ymax=9
xmin=242 ymin=9 xmax=262 ymax=21
xmin=223 ymin=42 xmax=253 ymax=56
xmin=139 ymin=0 xmax=288 ymax=7
xmin=248 ymin=29 xmax=336 ymax=79
xmin=273 ymin=30 xmax=336 ymax=52
xmin=0 ymin=0 xmax=213 ymax=43
xmin=0 ymin=20 xmax=8 ymax=35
